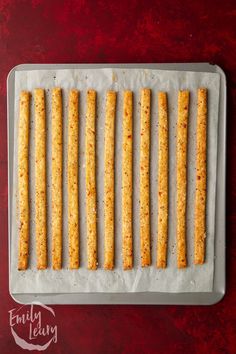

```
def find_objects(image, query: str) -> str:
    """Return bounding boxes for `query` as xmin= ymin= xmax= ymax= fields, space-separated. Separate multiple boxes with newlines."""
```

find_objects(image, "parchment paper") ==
xmin=10 ymin=68 xmax=220 ymax=293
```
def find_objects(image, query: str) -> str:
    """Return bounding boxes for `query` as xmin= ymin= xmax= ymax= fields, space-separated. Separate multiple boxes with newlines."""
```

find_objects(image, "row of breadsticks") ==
xmin=17 ymin=87 xmax=207 ymax=271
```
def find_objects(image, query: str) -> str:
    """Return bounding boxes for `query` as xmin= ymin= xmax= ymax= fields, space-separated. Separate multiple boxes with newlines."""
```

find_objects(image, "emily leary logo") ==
xmin=9 ymin=302 xmax=57 ymax=351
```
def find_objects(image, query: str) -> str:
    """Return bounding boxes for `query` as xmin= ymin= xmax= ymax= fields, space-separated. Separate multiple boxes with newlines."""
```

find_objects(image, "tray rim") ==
xmin=7 ymin=62 xmax=226 ymax=305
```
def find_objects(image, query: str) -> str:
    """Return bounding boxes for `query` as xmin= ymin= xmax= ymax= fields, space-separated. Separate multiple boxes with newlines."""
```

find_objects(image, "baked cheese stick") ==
xmin=122 ymin=90 xmax=133 ymax=270
xmin=104 ymin=91 xmax=116 ymax=270
xmin=157 ymin=92 xmax=168 ymax=268
xmin=68 ymin=89 xmax=79 ymax=269
xmin=86 ymin=90 xmax=97 ymax=270
xmin=140 ymin=88 xmax=151 ymax=267
xmin=18 ymin=91 xmax=30 ymax=270
xmin=34 ymin=88 xmax=47 ymax=269
xmin=176 ymin=90 xmax=189 ymax=268
xmin=194 ymin=88 xmax=207 ymax=265
xmin=51 ymin=88 xmax=63 ymax=270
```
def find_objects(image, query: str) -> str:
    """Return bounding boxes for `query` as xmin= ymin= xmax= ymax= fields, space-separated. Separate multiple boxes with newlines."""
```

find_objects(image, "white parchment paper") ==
xmin=10 ymin=68 xmax=220 ymax=293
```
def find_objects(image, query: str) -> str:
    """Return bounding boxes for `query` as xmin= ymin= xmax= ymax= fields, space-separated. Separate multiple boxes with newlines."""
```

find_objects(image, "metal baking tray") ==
xmin=7 ymin=63 xmax=226 ymax=305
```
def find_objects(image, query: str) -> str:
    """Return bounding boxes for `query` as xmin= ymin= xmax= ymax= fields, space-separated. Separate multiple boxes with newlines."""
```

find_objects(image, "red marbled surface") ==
xmin=0 ymin=0 xmax=235 ymax=353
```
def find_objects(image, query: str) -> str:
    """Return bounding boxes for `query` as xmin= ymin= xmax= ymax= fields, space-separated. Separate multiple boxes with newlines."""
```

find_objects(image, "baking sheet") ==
xmin=10 ymin=68 xmax=220 ymax=294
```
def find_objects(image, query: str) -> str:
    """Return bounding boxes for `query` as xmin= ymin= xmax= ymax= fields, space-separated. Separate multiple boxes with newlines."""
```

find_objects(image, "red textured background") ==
xmin=0 ymin=0 xmax=235 ymax=353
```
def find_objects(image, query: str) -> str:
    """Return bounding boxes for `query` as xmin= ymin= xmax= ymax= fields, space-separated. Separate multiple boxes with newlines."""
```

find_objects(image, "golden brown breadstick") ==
xmin=176 ymin=90 xmax=189 ymax=268
xmin=122 ymin=90 xmax=133 ymax=270
xmin=18 ymin=91 xmax=30 ymax=270
xmin=68 ymin=89 xmax=79 ymax=269
xmin=194 ymin=88 xmax=207 ymax=265
xmin=104 ymin=91 xmax=116 ymax=270
xmin=34 ymin=88 xmax=47 ymax=270
xmin=140 ymin=88 xmax=151 ymax=267
xmin=157 ymin=92 xmax=168 ymax=268
xmin=51 ymin=88 xmax=63 ymax=270
xmin=86 ymin=90 xmax=97 ymax=270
